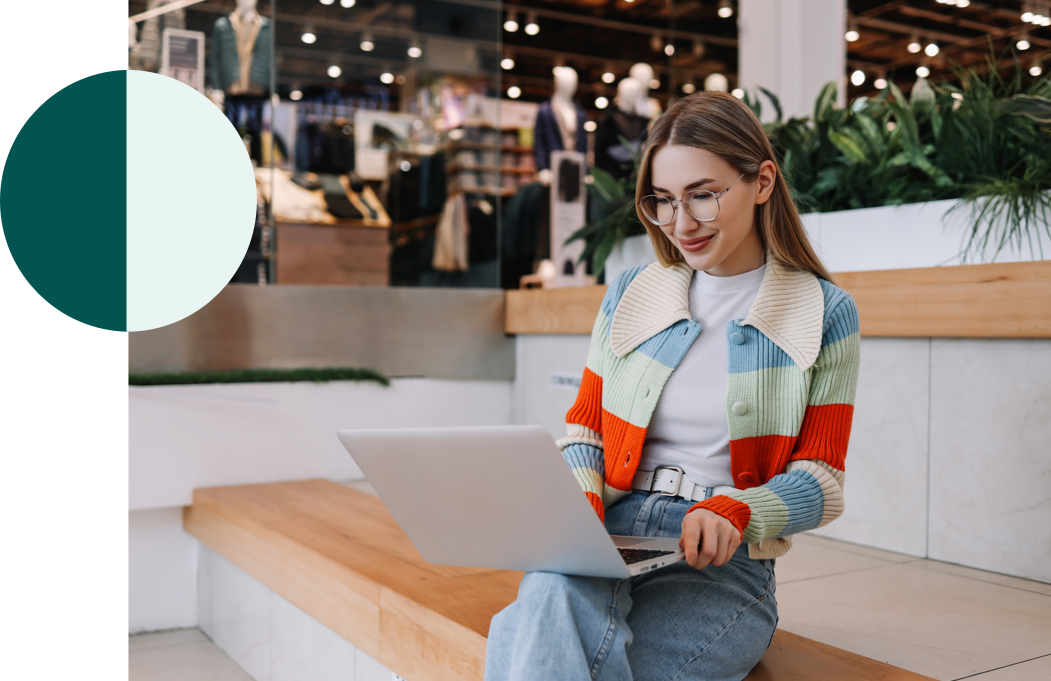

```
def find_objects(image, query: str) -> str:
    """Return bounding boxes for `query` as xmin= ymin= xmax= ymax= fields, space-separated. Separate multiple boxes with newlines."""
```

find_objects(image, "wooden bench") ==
xmin=184 ymin=479 xmax=934 ymax=681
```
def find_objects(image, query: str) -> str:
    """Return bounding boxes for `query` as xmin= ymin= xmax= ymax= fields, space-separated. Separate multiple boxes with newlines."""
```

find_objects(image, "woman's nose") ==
xmin=673 ymin=199 xmax=698 ymax=235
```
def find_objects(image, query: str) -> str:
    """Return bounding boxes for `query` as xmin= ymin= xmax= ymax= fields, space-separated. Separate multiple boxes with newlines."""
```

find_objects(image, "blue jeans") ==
xmin=484 ymin=491 xmax=778 ymax=681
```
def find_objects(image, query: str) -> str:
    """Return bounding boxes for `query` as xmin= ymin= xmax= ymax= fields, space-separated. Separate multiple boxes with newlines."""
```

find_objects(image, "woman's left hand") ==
xmin=679 ymin=508 xmax=742 ymax=570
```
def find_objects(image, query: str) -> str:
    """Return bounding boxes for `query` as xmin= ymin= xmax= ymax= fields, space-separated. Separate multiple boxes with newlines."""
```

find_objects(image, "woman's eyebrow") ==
xmin=651 ymin=178 xmax=716 ymax=194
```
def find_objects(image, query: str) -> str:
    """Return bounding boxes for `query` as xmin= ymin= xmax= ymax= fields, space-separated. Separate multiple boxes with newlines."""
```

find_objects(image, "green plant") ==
xmin=568 ymin=54 xmax=1051 ymax=269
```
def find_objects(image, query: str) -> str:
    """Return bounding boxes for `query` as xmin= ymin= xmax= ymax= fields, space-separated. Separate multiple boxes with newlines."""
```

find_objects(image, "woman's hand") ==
xmin=679 ymin=508 xmax=742 ymax=570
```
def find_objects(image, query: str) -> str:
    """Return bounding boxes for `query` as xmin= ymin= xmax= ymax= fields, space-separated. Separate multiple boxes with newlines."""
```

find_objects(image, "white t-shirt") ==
xmin=638 ymin=262 xmax=766 ymax=487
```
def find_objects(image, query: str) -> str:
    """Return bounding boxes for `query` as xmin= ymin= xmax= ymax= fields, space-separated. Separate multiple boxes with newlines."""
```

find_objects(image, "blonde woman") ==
xmin=485 ymin=91 xmax=861 ymax=681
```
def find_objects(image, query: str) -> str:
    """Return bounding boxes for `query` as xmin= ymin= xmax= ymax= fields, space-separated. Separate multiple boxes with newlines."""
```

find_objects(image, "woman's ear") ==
xmin=754 ymin=160 xmax=777 ymax=205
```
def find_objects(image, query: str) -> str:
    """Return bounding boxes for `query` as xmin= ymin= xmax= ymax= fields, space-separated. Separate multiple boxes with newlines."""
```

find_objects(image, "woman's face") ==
xmin=648 ymin=144 xmax=774 ymax=276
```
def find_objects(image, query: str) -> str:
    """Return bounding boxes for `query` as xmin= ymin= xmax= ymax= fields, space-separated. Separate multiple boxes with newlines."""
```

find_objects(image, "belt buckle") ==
xmin=651 ymin=466 xmax=684 ymax=496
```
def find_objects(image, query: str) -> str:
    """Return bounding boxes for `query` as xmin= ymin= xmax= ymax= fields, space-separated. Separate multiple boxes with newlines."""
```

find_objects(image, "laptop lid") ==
xmin=337 ymin=425 xmax=633 ymax=578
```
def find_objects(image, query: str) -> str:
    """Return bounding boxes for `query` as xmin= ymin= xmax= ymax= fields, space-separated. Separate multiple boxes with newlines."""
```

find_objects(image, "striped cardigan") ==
xmin=558 ymin=251 xmax=861 ymax=559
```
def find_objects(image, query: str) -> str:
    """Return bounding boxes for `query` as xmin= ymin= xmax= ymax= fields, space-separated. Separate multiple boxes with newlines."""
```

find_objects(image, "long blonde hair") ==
xmin=635 ymin=91 xmax=833 ymax=283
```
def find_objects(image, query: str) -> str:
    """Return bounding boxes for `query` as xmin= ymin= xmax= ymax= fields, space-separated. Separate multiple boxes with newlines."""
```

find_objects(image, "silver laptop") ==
xmin=336 ymin=425 xmax=685 ymax=578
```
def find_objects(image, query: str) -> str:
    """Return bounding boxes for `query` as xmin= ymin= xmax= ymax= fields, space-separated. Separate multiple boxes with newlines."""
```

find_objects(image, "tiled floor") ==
xmin=130 ymin=531 xmax=1051 ymax=681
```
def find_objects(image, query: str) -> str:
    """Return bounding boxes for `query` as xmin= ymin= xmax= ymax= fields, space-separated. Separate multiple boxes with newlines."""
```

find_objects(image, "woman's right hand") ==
xmin=679 ymin=508 xmax=742 ymax=570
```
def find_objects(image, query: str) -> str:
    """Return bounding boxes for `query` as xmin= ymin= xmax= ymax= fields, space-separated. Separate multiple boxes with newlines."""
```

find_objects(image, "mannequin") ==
xmin=209 ymin=0 xmax=273 ymax=163
xmin=629 ymin=63 xmax=662 ymax=119
xmin=208 ymin=0 xmax=272 ymax=96
xmin=594 ymin=78 xmax=649 ymax=181
xmin=129 ymin=0 xmax=186 ymax=73
xmin=533 ymin=66 xmax=588 ymax=183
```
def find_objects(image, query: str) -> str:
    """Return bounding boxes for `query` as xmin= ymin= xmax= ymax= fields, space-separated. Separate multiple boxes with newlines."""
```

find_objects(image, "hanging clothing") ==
xmin=208 ymin=13 xmax=272 ymax=94
xmin=533 ymin=99 xmax=588 ymax=171
xmin=433 ymin=194 xmax=469 ymax=272
xmin=130 ymin=0 xmax=186 ymax=73
xmin=594 ymin=108 xmax=649 ymax=181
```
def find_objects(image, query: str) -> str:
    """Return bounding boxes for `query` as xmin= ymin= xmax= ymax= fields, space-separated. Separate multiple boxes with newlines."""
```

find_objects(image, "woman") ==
xmin=485 ymin=91 xmax=860 ymax=681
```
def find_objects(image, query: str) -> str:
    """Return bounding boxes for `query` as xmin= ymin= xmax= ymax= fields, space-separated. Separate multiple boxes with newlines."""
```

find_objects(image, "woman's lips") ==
xmin=678 ymin=234 xmax=714 ymax=252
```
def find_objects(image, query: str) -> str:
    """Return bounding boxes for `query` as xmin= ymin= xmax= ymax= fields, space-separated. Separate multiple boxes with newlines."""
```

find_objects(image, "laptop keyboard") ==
xmin=619 ymin=548 xmax=676 ymax=565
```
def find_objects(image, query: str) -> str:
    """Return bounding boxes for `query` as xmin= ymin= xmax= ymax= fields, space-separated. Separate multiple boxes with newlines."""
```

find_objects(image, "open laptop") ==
xmin=336 ymin=425 xmax=685 ymax=578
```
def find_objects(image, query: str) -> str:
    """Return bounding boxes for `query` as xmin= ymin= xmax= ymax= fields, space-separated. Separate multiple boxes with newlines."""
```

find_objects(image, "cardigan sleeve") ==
xmin=688 ymin=294 xmax=861 ymax=543
xmin=554 ymin=275 xmax=630 ymax=522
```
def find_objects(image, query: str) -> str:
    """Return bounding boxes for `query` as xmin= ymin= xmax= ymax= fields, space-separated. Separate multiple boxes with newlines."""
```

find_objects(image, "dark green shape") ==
xmin=129 ymin=367 xmax=390 ymax=387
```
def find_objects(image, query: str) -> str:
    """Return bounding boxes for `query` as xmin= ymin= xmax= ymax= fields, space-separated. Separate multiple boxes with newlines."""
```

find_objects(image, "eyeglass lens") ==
xmin=640 ymin=190 xmax=720 ymax=225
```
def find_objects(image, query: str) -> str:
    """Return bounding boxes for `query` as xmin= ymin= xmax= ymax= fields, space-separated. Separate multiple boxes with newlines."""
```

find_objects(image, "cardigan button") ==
xmin=731 ymin=401 xmax=749 ymax=416
xmin=739 ymin=471 xmax=756 ymax=485
xmin=730 ymin=332 xmax=745 ymax=345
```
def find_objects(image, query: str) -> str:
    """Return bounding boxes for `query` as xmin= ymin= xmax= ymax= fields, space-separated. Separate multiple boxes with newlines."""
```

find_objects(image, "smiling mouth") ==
xmin=678 ymin=234 xmax=714 ymax=252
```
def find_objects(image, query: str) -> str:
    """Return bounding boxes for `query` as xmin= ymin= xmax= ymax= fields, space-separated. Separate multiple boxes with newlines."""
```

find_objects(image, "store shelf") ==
xmin=449 ymin=141 xmax=533 ymax=154
xmin=448 ymin=164 xmax=536 ymax=175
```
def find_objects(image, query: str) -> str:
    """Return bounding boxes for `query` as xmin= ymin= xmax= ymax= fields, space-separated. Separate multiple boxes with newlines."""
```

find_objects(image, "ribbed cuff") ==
xmin=687 ymin=495 xmax=751 ymax=540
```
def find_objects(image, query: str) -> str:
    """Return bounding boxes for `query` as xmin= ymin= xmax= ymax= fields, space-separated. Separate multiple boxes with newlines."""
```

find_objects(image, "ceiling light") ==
xmin=925 ymin=42 xmax=940 ymax=57
xmin=650 ymin=78 xmax=661 ymax=89
xmin=851 ymin=70 xmax=866 ymax=86
xmin=507 ymin=85 xmax=522 ymax=99
xmin=524 ymin=13 xmax=539 ymax=35
xmin=732 ymin=88 xmax=744 ymax=98
xmin=584 ymin=121 xmax=597 ymax=132
xmin=664 ymin=44 xmax=676 ymax=56
xmin=360 ymin=34 xmax=374 ymax=51
xmin=845 ymin=13 xmax=859 ymax=42
xmin=290 ymin=90 xmax=303 ymax=100
xmin=874 ymin=78 xmax=888 ymax=89
xmin=1018 ymin=39 xmax=1031 ymax=50
xmin=693 ymin=40 xmax=705 ymax=58
xmin=380 ymin=72 xmax=394 ymax=84
xmin=501 ymin=58 xmax=515 ymax=70
xmin=328 ymin=65 xmax=342 ymax=78
xmin=301 ymin=32 xmax=316 ymax=44
xmin=340 ymin=0 xmax=355 ymax=6
xmin=602 ymin=71 xmax=615 ymax=84
xmin=845 ymin=29 xmax=859 ymax=42
xmin=595 ymin=96 xmax=609 ymax=109
xmin=916 ymin=65 xmax=930 ymax=78
xmin=1032 ymin=65 xmax=1044 ymax=76
xmin=956 ymin=0 xmax=970 ymax=6
xmin=1022 ymin=12 xmax=1034 ymax=22
xmin=650 ymin=34 xmax=663 ymax=52
xmin=718 ymin=0 xmax=734 ymax=18
xmin=448 ymin=128 xmax=465 ymax=140
xmin=907 ymin=37 xmax=921 ymax=54
xmin=407 ymin=44 xmax=422 ymax=58
xmin=399 ymin=160 xmax=411 ymax=172
xmin=682 ymin=82 xmax=696 ymax=94
xmin=504 ymin=11 xmax=519 ymax=33
xmin=320 ymin=0 xmax=334 ymax=5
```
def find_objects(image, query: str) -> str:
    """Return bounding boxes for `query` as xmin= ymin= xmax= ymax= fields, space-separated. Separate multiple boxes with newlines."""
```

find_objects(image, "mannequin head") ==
xmin=236 ymin=0 xmax=258 ymax=17
xmin=552 ymin=66 xmax=578 ymax=102
xmin=629 ymin=63 xmax=655 ymax=116
xmin=616 ymin=78 xmax=643 ymax=115
xmin=704 ymin=73 xmax=729 ymax=93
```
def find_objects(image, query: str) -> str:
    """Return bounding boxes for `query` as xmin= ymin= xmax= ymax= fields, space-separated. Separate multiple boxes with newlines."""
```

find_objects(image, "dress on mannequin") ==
xmin=533 ymin=68 xmax=588 ymax=172
xmin=595 ymin=78 xmax=649 ymax=181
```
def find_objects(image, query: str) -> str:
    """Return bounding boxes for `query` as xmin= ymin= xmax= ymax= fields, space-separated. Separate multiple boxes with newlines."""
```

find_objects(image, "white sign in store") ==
xmin=160 ymin=28 xmax=206 ymax=92
xmin=549 ymin=149 xmax=592 ymax=287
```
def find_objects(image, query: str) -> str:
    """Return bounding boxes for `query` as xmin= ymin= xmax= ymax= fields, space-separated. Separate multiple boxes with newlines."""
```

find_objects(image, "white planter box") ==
xmin=604 ymin=199 xmax=1050 ymax=280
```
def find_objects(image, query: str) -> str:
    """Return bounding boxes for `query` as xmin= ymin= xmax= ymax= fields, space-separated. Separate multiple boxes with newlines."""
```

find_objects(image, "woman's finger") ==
xmin=681 ymin=515 xmax=701 ymax=566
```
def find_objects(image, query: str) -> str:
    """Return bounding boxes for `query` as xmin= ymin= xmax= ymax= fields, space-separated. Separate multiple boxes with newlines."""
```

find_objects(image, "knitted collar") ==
xmin=608 ymin=249 xmax=826 ymax=371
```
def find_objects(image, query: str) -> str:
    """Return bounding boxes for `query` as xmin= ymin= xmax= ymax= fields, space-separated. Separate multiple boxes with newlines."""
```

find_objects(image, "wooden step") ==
xmin=183 ymin=479 xmax=934 ymax=681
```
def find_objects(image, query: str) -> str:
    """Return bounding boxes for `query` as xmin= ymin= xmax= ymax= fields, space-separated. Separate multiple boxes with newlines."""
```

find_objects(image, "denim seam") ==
xmin=670 ymin=596 xmax=769 ymax=681
xmin=588 ymin=578 xmax=629 ymax=680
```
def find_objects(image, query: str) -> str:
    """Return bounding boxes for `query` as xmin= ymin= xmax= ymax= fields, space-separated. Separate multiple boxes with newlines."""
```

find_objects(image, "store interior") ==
xmin=128 ymin=0 xmax=1050 ymax=291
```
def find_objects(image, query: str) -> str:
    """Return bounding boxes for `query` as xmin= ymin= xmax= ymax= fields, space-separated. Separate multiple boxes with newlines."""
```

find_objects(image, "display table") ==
xmin=275 ymin=220 xmax=389 ymax=285
xmin=184 ymin=479 xmax=934 ymax=681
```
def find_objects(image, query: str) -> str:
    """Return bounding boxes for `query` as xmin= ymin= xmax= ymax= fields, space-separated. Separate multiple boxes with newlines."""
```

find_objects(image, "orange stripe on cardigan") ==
xmin=728 ymin=434 xmax=795 ymax=488
xmin=687 ymin=495 xmax=751 ymax=539
xmin=586 ymin=491 xmax=605 ymax=522
xmin=566 ymin=367 xmax=603 ymax=435
xmin=600 ymin=409 xmax=647 ymax=492
xmin=789 ymin=403 xmax=854 ymax=471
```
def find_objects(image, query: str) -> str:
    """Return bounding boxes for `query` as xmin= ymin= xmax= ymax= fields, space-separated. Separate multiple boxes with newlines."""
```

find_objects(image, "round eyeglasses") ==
xmin=638 ymin=174 xmax=745 ymax=226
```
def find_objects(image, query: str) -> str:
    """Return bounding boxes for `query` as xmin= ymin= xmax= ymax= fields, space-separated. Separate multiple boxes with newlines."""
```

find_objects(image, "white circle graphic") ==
xmin=125 ymin=71 xmax=257 ymax=332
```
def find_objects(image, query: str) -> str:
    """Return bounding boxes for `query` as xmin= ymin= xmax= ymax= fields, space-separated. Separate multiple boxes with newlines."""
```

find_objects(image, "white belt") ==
xmin=632 ymin=466 xmax=737 ymax=503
